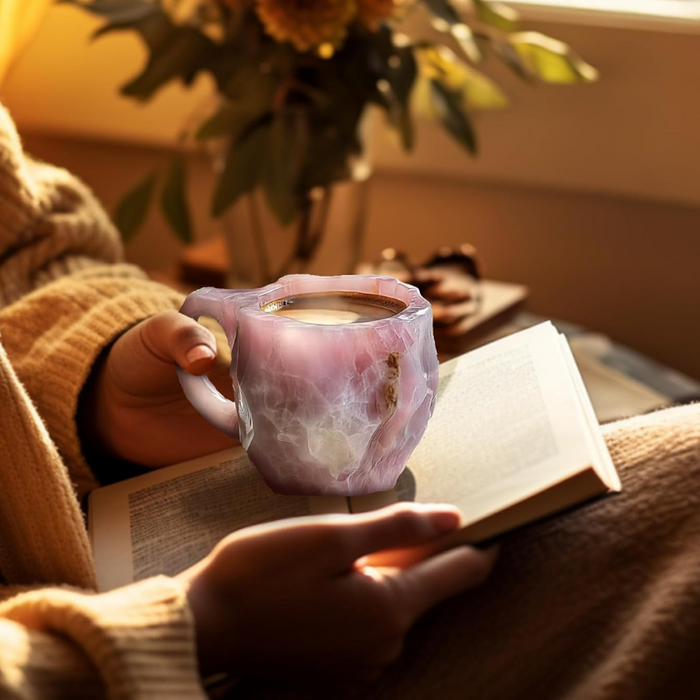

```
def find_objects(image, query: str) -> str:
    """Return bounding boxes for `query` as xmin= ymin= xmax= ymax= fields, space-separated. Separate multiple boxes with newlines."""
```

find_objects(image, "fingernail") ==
xmin=186 ymin=345 xmax=215 ymax=364
xmin=431 ymin=510 xmax=461 ymax=532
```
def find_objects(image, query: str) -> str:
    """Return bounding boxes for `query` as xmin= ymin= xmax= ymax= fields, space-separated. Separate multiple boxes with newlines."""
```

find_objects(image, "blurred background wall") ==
xmin=2 ymin=4 xmax=699 ymax=378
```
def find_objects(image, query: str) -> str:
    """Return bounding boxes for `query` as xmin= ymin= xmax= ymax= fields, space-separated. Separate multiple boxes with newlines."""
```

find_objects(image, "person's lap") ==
xmin=235 ymin=403 xmax=700 ymax=700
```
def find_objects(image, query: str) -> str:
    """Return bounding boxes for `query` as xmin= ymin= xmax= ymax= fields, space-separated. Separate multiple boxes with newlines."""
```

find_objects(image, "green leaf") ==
xmin=160 ymin=158 xmax=193 ymax=244
xmin=418 ymin=46 xmax=508 ymax=110
xmin=220 ymin=57 xmax=279 ymax=105
xmin=289 ymin=26 xmax=368 ymax=190
xmin=412 ymin=75 xmax=434 ymax=120
xmin=461 ymin=67 xmax=508 ymax=110
xmin=451 ymin=23 xmax=482 ymax=64
xmin=508 ymin=32 xmax=599 ymax=84
xmin=60 ymin=0 xmax=155 ymax=24
xmin=430 ymin=79 xmax=477 ymax=155
xmin=388 ymin=42 xmax=418 ymax=107
xmin=387 ymin=45 xmax=418 ymax=150
xmin=262 ymin=109 xmax=308 ymax=226
xmin=423 ymin=0 xmax=461 ymax=24
xmin=124 ymin=26 xmax=216 ymax=99
xmin=113 ymin=171 xmax=157 ymax=242
xmin=361 ymin=30 xmax=417 ymax=153
xmin=396 ymin=108 xmax=415 ymax=151
xmin=196 ymin=105 xmax=257 ymax=141
xmin=196 ymin=106 xmax=240 ymax=140
xmin=495 ymin=40 xmax=533 ymax=81
xmin=94 ymin=11 xmax=217 ymax=101
xmin=196 ymin=66 xmax=277 ymax=142
xmin=423 ymin=0 xmax=481 ymax=63
xmin=212 ymin=123 xmax=270 ymax=217
xmin=473 ymin=0 xmax=519 ymax=32
xmin=300 ymin=127 xmax=359 ymax=192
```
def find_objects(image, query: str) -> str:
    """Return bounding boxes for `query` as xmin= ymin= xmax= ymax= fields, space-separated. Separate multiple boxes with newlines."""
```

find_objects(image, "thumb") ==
xmin=139 ymin=310 xmax=218 ymax=376
xmin=209 ymin=503 xmax=463 ymax=579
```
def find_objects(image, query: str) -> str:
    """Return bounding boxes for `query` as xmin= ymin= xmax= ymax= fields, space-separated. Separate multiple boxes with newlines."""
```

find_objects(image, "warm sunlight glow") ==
xmin=507 ymin=0 xmax=700 ymax=21
xmin=0 ymin=0 xmax=52 ymax=84
xmin=1 ymin=4 xmax=212 ymax=144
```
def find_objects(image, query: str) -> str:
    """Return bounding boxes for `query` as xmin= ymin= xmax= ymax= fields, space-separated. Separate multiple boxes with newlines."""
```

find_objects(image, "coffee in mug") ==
xmin=261 ymin=291 xmax=407 ymax=325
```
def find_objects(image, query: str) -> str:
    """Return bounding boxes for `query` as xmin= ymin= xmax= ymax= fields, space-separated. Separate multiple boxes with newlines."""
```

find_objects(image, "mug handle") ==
xmin=177 ymin=288 xmax=240 ymax=440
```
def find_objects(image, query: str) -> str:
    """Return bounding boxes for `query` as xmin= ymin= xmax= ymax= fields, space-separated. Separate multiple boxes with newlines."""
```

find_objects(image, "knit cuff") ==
xmin=0 ymin=576 xmax=205 ymax=700
xmin=0 ymin=616 xmax=105 ymax=699
xmin=40 ymin=281 xmax=183 ymax=499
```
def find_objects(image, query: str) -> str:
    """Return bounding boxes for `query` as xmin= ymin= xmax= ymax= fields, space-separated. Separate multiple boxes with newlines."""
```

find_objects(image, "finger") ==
xmin=320 ymin=503 xmax=463 ymax=573
xmin=139 ymin=310 xmax=217 ymax=375
xmin=390 ymin=545 xmax=499 ymax=621
xmin=300 ymin=503 xmax=462 ymax=574
xmin=357 ymin=538 xmax=447 ymax=570
xmin=211 ymin=504 xmax=462 ymax=577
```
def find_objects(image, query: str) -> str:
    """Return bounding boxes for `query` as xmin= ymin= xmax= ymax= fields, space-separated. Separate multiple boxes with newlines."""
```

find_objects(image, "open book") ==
xmin=89 ymin=322 xmax=620 ymax=592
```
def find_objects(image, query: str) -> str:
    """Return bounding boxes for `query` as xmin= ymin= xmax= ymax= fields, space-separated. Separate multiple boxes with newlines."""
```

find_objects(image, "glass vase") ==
xmin=219 ymin=172 xmax=370 ymax=289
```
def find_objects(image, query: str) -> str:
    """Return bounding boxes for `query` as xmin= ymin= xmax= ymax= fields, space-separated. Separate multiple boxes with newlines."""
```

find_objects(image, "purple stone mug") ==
xmin=177 ymin=274 xmax=439 ymax=496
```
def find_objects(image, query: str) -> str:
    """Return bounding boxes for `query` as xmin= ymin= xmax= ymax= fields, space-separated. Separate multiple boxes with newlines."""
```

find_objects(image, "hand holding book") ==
xmin=177 ymin=503 xmax=497 ymax=679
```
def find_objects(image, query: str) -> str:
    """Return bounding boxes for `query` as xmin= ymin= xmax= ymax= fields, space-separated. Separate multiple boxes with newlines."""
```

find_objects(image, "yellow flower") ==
xmin=255 ymin=0 xmax=357 ymax=52
xmin=357 ymin=0 xmax=406 ymax=30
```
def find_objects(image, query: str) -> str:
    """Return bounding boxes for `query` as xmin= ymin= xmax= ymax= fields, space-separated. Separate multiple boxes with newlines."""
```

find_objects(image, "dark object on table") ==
xmin=374 ymin=245 xmax=526 ymax=355
xmin=378 ymin=245 xmax=483 ymax=323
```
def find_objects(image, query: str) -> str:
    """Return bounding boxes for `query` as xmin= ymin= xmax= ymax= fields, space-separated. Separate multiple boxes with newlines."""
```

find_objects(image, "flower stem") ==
xmin=305 ymin=187 xmax=333 ymax=264
xmin=247 ymin=192 xmax=272 ymax=284
xmin=274 ymin=193 xmax=314 ymax=278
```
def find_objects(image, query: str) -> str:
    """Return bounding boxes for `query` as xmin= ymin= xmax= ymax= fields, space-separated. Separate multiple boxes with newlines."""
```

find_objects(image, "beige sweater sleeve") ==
xmin=0 ymin=616 xmax=105 ymax=699
xmin=0 ymin=270 xmax=184 ymax=499
xmin=0 ymin=342 xmax=206 ymax=700
xmin=0 ymin=105 xmax=206 ymax=697
xmin=0 ymin=104 xmax=184 ymax=499
xmin=0 ymin=577 xmax=204 ymax=700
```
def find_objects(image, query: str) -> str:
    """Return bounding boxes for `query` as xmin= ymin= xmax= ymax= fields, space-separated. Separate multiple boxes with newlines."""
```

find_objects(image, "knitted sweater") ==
xmin=0 ymin=103 xmax=206 ymax=698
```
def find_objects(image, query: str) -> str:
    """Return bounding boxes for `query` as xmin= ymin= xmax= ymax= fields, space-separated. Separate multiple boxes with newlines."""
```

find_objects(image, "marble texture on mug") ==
xmin=180 ymin=275 xmax=439 ymax=496
xmin=236 ymin=276 xmax=438 ymax=495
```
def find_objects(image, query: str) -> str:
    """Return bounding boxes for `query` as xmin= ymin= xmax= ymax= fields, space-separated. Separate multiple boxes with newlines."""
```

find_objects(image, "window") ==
xmin=505 ymin=0 xmax=700 ymax=30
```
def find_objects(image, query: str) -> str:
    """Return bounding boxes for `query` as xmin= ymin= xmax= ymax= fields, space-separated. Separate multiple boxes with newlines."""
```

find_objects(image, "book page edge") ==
xmin=447 ymin=465 xmax=608 ymax=545
xmin=559 ymin=335 xmax=622 ymax=492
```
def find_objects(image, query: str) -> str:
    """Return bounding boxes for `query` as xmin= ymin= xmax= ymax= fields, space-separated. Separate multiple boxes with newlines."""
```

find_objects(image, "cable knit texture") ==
xmin=0 ymin=577 xmax=202 ymax=700
xmin=0 ymin=102 xmax=206 ymax=698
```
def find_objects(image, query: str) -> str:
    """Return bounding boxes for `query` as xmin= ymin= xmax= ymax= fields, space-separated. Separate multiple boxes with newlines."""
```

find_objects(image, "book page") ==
xmin=90 ymin=447 xmax=347 ymax=591
xmin=404 ymin=322 xmax=598 ymax=526
xmin=560 ymin=337 xmax=621 ymax=490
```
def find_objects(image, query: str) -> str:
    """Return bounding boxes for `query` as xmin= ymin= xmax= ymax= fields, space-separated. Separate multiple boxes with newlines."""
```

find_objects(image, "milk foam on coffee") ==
xmin=262 ymin=291 xmax=406 ymax=326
